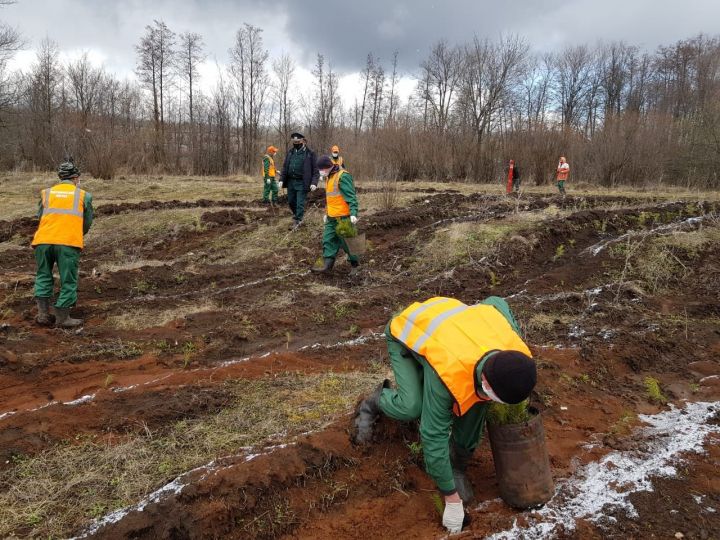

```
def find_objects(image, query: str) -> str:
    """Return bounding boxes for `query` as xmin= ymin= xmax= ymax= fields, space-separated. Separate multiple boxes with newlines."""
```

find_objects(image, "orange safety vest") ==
xmin=557 ymin=162 xmax=570 ymax=181
xmin=32 ymin=182 xmax=86 ymax=249
xmin=331 ymin=155 xmax=344 ymax=168
xmin=389 ymin=297 xmax=532 ymax=416
xmin=326 ymin=169 xmax=351 ymax=218
xmin=263 ymin=154 xmax=276 ymax=178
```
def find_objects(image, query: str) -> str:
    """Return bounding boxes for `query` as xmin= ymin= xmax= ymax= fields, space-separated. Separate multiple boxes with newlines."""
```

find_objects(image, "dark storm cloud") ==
xmin=1 ymin=0 xmax=718 ymax=77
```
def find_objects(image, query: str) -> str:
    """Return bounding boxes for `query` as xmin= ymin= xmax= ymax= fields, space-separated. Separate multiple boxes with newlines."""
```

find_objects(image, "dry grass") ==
xmin=208 ymin=210 xmax=324 ymax=265
xmin=0 ymin=371 xmax=380 ymax=539
xmin=416 ymin=221 xmax=518 ymax=272
xmin=105 ymin=301 xmax=220 ymax=330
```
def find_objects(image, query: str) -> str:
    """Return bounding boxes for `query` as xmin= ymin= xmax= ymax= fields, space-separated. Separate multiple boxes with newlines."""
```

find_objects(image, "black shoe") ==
xmin=311 ymin=257 xmax=335 ymax=274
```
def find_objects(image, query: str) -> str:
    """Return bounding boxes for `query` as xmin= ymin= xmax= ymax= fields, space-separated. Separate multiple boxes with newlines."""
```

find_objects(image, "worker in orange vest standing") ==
xmin=311 ymin=155 xmax=360 ymax=276
xmin=506 ymin=160 xmax=520 ymax=194
xmin=352 ymin=295 xmax=536 ymax=534
xmin=556 ymin=156 xmax=570 ymax=195
xmin=330 ymin=145 xmax=345 ymax=169
xmin=31 ymin=160 xmax=93 ymax=327
xmin=262 ymin=145 xmax=279 ymax=204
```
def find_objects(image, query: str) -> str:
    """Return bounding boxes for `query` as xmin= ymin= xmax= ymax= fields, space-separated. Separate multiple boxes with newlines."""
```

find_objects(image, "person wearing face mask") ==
xmin=311 ymin=155 xmax=360 ymax=275
xmin=352 ymin=295 xmax=536 ymax=534
xmin=31 ymin=159 xmax=94 ymax=328
xmin=329 ymin=145 xmax=345 ymax=169
xmin=280 ymin=132 xmax=319 ymax=230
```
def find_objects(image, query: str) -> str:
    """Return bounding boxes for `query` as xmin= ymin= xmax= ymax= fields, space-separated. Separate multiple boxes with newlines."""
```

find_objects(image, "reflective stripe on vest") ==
xmin=326 ymin=170 xmax=351 ymax=218
xmin=32 ymin=183 xmax=85 ymax=249
xmin=390 ymin=297 xmax=532 ymax=416
xmin=263 ymin=154 xmax=276 ymax=178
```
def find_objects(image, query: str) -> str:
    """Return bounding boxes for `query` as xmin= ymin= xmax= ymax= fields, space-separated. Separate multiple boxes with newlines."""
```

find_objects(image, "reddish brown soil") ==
xmin=1 ymin=190 xmax=719 ymax=539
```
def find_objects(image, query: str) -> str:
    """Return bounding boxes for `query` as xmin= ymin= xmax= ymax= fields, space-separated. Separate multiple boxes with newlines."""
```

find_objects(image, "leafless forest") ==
xmin=0 ymin=13 xmax=719 ymax=187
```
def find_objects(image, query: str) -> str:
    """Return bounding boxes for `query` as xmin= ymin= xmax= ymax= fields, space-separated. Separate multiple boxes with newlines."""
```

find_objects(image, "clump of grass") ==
xmin=487 ymin=399 xmax=532 ymax=425
xmin=335 ymin=219 xmax=358 ymax=238
xmin=644 ymin=376 xmax=668 ymax=404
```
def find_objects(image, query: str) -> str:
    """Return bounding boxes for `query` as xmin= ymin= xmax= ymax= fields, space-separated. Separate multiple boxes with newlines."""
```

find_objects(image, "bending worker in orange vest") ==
xmin=311 ymin=155 xmax=360 ymax=276
xmin=353 ymin=296 xmax=536 ymax=534
xmin=31 ymin=160 xmax=94 ymax=327
xmin=556 ymin=156 xmax=570 ymax=195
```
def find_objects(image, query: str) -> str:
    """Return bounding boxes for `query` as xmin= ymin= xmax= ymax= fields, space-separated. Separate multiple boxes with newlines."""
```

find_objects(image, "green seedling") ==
xmin=407 ymin=441 xmax=423 ymax=458
xmin=335 ymin=219 xmax=358 ymax=238
xmin=431 ymin=493 xmax=444 ymax=516
xmin=554 ymin=244 xmax=565 ymax=260
xmin=644 ymin=376 xmax=668 ymax=404
xmin=488 ymin=399 xmax=531 ymax=425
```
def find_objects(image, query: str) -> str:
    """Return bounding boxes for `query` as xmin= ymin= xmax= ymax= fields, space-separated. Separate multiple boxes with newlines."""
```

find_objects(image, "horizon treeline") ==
xmin=0 ymin=17 xmax=718 ymax=188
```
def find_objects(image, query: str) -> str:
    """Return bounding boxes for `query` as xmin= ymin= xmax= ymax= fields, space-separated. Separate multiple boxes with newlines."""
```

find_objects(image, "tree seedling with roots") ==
xmin=335 ymin=219 xmax=358 ymax=238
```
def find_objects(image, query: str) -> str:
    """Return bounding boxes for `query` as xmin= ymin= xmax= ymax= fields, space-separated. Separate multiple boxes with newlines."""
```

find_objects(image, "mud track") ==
xmin=1 ymin=188 xmax=719 ymax=539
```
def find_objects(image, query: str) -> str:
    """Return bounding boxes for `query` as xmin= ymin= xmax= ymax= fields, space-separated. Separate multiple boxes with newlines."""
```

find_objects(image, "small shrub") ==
xmin=553 ymin=244 xmax=565 ymax=260
xmin=644 ymin=377 xmax=668 ymax=404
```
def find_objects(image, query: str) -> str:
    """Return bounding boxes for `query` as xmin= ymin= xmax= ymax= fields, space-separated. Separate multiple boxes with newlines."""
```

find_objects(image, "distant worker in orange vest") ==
xmin=506 ymin=159 xmax=520 ymax=194
xmin=330 ymin=145 xmax=345 ymax=169
xmin=262 ymin=146 xmax=279 ymax=204
xmin=31 ymin=160 xmax=94 ymax=327
xmin=556 ymin=156 xmax=570 ymax=195
xmin=311 ymin=154 xmax=360 ymax=276
xmin=352 ymin=296 xmax=536 ymax=534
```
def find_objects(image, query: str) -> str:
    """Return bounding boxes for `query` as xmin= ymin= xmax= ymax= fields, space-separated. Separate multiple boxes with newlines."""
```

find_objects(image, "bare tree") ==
xmin=272 ymin=53 xmax=294 ymax=138
xmin=553 ymin=44 xmax=595 ymax=129
xmin=229 ymin=23 xmax=269 ymax=172
xmin=67 ymin=53 xmax=103 ymax=128
xmin=178 ymin=31 xmax=205 ymax=170
xmin=418 ymin=41 xmax=462 ymax=132
xmin=386 ymin=51 xmax=400 ymax=125
xmin=312 ymin=53 xmax=340 ymax=145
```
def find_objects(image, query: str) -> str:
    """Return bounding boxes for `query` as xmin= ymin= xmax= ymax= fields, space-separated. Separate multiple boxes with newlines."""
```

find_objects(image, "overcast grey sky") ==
xmin=2 ymin=0 xmax=719 ymax=101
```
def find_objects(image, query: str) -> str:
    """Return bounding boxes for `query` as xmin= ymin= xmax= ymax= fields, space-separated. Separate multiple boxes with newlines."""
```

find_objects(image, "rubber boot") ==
xmin=450 ymin=444 xmax=476 ymax=503
xmin=55 ymin=307 xmax=83 ymax=328
xmin=288 ymin=219 xmax=298 ymax=231
xmin=311 ymin=257 xmax=335 ymax=274
xmin=35 ymin=297 xmax=52 ymax=326
xmin=348 ymin=260 xmax=360 ymax=277
xmin=352 ymin=379 xmax=390 ymax=444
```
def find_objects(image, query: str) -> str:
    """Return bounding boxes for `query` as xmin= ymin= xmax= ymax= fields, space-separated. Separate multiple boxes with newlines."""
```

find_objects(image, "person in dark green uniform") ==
xmin=353 ymin=296 xmax=536 ymax=534
xmin=280 ymin=133 xmax=318 ymax=230
xmin=31 ymin=160 xmax=94 ymax=327
xmin=311 ymin=155 xmax=360 ymax=276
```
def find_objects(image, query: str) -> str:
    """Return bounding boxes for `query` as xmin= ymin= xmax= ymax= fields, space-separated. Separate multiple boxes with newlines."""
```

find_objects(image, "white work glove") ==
xmin=310 ymin=184 xmax=317 ymax=191
xmin=278 ymin=181 xmax=283 ymax=189
xmin=350 ymin=216 xmax=358 ymax=225
xmin=323 ymin=215 xmax=328 ymax=223
xmin=266 ymin=179 xmax=271 ymax=185
xmin=442 ymin=501 xmax=464 ymax=534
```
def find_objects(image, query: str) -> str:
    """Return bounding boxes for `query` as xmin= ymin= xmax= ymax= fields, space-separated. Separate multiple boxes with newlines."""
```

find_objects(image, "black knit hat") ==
xmin=58 ymin=161 xmax=80 ymax=180
xmin=290 ymin=132 xmax=305 ymax=141
xmin=481 ymin=351 xmax=536 ymax=404
xmin=317 ymin=155 xmax=333 ymax=169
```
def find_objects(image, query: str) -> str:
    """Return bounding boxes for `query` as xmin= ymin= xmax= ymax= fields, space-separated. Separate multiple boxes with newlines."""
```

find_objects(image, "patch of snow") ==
xmin=568 ymin=324 xmax=586 ymax=338
xmin=487 ymin=401 xmax=720 ymax=540
xmin=64 ymin=394 xmax=96 ymax=406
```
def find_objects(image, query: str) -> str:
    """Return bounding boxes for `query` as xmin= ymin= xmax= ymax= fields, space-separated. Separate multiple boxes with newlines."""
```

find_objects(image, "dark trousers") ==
xmin=287 ymin=179 xmax=307 ymax=221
